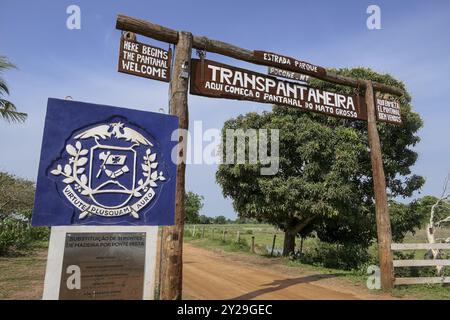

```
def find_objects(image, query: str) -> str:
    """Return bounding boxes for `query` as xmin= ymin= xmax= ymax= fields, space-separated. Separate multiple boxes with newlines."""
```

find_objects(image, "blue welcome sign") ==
xmin=32 ymin=98 xmax=178 ymax=226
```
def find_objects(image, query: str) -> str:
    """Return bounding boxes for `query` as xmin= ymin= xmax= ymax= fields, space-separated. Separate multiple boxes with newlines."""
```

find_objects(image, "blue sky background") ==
xmin=1 ymin=1 xmax=450 ymax=219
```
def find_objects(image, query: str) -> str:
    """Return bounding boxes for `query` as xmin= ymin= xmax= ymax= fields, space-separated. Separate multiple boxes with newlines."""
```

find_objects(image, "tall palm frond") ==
xmin=0 ymin=99 xmax=27 ymax=123
xmin=0 ymin=56 xmax=26 ymax=123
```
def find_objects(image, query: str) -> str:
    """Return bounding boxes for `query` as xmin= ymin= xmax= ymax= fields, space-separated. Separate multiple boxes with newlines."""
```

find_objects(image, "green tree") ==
xmin=0 ymin=171 xmax=49 ymax=256
xmin=213 ymin=215 xmax=227 ymax=224
xmin=0 ymin=171 xmax=35 ymax=216
xmin=216 ymin=68 xmax=424 ymax=256
xmin=184 ymin=191 xmax=204 ymax=224
xmin=413 ymin=195 xmax=450 ymax=227
xmin=0 ymin=56 xmax=27 ymax=123
xmin=389 ymin=200 xmax=428 ymax=242
xmin=198 ymin=214 xmax=213 ymax=224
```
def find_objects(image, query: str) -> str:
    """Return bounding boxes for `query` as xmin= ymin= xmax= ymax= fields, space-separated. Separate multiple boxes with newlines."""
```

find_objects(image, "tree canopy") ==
xmin=0 ymin=171 xmax=35 ymax=217
xmin=216 ymin=68 xmax=424 ymax=255
xmin=184 ymin=191 xmax=205 ymax=224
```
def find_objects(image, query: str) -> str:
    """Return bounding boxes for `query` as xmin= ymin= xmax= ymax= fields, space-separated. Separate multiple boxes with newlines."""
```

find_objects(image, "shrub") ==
xmin=229 ymin=238 xmax=249 ymax=251
xmin=0 ymin=217 xmax=49 ymax=256
xmin=299 ymin=241 xmax=372 ymax=270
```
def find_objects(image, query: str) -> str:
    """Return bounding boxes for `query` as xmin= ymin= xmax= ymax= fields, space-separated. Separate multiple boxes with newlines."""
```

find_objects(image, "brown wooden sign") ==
xmin=268 ymin=66 xmax=309 ymax=83
xmin=254 ymin=51 xmax=326 ymax=78
xmin=190 ymin=59 xmax=367 ymax=121
xmin=376 ymin=98 xmax=402 ymax=124
xmin=118 ymin=37 xmax=171 ymax=82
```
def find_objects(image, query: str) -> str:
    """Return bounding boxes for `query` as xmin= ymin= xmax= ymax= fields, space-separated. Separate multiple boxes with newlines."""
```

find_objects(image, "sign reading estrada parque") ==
xmin=254 ymin=50 xmax=327 ymax=77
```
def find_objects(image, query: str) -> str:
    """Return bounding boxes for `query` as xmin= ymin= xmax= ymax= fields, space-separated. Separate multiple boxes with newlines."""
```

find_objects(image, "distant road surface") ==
xmin=182 ymin=244 xmax=394 ymax=300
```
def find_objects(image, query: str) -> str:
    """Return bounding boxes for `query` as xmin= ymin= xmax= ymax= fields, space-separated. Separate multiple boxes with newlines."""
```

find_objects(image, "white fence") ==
xmin=391 ymin=243 xmax=450 ymax=285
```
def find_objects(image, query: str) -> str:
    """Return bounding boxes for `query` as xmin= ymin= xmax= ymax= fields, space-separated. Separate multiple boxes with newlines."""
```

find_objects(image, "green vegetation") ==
xmin=0 ymin=56 xmax=27 ymax=123
xmin=0 ymin=172 xmax=49 ymax=256
xmin=216 ymin=68 xmax=424 ymax=256
xmin=0 ymin=243 xmax=47 ymax=299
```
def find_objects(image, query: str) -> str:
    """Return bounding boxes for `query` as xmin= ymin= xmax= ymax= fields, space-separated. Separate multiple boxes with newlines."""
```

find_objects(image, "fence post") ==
xmin=251 ymin=236 xmax=255 ymax=253
xmin=271 ymin=234 xmax=277 ymax=257
xmin=236 ymin=231 xmax=240 ymax=243
xmin=299 ymin=236 xmax=304 ymax=256
xmin=202 ymin=226 xmax=205 ymax=238
xmin=192 ymin=225 xmax=196 ymax=238
xmin=222 ymin=229 xmax=226 ymax=242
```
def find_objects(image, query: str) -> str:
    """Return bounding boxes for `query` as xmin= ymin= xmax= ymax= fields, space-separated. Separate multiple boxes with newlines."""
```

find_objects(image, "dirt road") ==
xmin=183 ymin=244 xmax=394 ymax=300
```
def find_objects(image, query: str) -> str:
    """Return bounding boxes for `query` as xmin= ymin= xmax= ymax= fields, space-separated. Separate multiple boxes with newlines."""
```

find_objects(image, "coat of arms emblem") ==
xmin=50 ymin=120 xmax=166 ymax=220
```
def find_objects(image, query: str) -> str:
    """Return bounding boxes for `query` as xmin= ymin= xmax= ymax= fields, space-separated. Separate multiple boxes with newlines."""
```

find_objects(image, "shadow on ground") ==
xmin=230 ymin=273 xmax=341 ymax=300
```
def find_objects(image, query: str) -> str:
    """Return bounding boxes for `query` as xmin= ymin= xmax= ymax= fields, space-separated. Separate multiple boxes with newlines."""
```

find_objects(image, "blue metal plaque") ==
xmin=32 ymin=98 xmax=178 ymax=226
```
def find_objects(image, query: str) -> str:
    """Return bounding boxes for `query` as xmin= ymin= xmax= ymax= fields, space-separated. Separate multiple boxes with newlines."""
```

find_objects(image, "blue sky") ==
xmin=1 ymin=1 xmax=450 ymax=219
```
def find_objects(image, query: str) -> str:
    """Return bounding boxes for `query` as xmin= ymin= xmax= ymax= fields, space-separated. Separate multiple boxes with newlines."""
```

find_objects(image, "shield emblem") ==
xmin=89 ymin=144 xmax=137 ymax=208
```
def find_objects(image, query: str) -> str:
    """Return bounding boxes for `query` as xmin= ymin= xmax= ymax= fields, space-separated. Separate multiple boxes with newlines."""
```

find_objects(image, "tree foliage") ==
xmin=0 ymin=171 xmax=48 ymax=256
xmin=0 ymin=56 xmax=27 ymax=123
xmin=413 ymin=195 xmax=450 ymax=226
xmin=216 ymin=68 xmax=424 ymax=254
xmin=184 ymin=191 xmax=204 ymax=224
xmin=0 ymin=171 xmax=35 ymax=217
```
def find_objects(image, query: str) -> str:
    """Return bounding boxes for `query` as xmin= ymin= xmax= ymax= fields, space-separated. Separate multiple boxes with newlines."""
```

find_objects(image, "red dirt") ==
xmin=182 ymin=244 xmax=397 ymax=300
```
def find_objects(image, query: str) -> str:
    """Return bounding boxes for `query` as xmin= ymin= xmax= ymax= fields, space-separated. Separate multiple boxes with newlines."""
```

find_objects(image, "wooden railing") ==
xmin=391 ymin=243 xmax=450 ymax=285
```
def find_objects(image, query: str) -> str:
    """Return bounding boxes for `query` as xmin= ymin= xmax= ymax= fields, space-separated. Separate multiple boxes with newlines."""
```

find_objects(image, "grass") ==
xmin=0 ymin=247 xmax=47 ymax=299
xmin=185 ymin=224 xmax=450 ymax=300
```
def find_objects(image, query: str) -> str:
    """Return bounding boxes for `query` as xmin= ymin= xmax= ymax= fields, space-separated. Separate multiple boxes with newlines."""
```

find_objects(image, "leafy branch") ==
xmin=134 ymin=148 xmax=165 ymax=197
xmin=51 ymin=141 xmax=91 ymax=195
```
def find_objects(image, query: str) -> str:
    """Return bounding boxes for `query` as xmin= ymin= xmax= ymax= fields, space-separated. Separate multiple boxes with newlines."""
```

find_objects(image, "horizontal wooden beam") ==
xmin=116 ymin=14 xmax=406 ymax=96
xmin=394 ymin=277 xmax=450 ymax=285
xmin=393 ymin=259 xmax=450 ymax=267
xmin=391 ymin=243 xmax=450 ymax=250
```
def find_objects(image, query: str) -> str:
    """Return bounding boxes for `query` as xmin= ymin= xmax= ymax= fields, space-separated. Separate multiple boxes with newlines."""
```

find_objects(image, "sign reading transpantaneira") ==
xmin=118 ymin=37 xmax=171 ymax=82
xmin=376 ymin=98 xmax=402 ymax=124
xmin=254 ymin=51 xmax=326 ymax=78
xmin=190 ymin=59 xmax=368 ymax=121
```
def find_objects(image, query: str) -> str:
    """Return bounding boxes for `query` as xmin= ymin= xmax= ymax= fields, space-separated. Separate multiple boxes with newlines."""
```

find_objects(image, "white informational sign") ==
xmin=43 ymin=226 xmax=158 ymax=300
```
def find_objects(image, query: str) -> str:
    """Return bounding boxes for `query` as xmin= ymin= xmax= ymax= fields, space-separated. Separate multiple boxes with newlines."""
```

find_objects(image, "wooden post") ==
xmin=192 ymin=225 xmax=196 ymax=238
xmin=271 ymin=234 xmax=277 ymax=257
xmin=299 ymin=236 xmax=304 ymax=256
xmin=365 ymin=80 xmax=394 ymax=290
xmin=251 ymin=236 xmax=255 ymax=253
xmin=202 ymin=226 xmax=205 ymax=238
xmin=160 ymin=31 xmax=193 ymax=300
xmin=222 ymin=229 xmax=226 ymax=242
xmin=236 ymin=231 xmax=240 ymax=243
